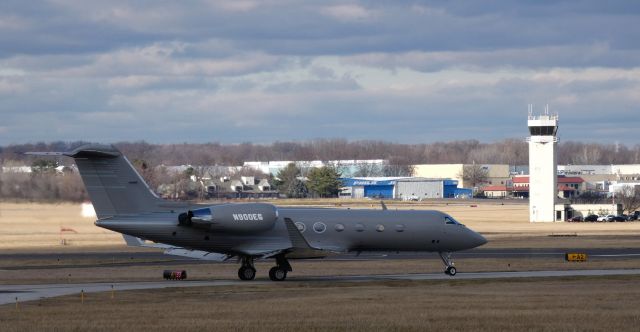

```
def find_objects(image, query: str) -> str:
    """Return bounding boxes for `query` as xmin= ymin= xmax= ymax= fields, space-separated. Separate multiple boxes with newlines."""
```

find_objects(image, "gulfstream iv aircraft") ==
xmin=28 ymin=144 xmax=487 ymax=281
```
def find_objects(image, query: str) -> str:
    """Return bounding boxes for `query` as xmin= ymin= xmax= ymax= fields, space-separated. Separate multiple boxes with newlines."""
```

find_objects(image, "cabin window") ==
xmin=395 ymin=224 xmax=405 ymax=232
xmin=313 ymin=222 xmax=326 ymax=233
xmin=334 ymin=223 xmax=345 ymax=232
xmin=295 ymin=222 xmax=306 ymax=233
xmin=376 ymin=225 xmax=385 ymax=232
xmin=355 ymin=223 xmax=365 ymax=232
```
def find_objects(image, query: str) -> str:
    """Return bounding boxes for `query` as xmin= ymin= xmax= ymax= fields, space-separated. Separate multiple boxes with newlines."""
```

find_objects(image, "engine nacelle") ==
xmin=178 ymin=203 xmax=278 ymax=234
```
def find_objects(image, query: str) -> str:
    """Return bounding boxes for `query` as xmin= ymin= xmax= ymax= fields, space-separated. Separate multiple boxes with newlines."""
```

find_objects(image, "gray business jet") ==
xmin=28 ymin=144 xmax=487 ymax=281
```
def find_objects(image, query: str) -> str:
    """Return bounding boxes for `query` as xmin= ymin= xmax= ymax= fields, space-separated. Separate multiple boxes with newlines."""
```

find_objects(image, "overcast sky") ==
xmin=1 ymin=1 xmax=639 ymax=145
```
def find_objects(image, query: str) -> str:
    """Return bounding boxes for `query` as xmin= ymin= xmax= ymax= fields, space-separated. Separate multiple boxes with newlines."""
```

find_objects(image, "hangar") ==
xmin=340 ymin=178 xmax=398 ymax=199
xmin=340 ymin=177 xmax=472 ymax=200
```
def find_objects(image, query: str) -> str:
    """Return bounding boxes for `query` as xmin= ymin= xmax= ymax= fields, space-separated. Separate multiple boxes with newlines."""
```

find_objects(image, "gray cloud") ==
xmin=1 ymin=1 xmax=639 ymax=145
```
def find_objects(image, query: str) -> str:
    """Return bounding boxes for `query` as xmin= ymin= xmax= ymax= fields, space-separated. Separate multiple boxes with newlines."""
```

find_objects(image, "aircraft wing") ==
xmin=121 ymin=235 xmax=231 ymax=261
xmin=120 ymin=217 xmax=344 ymax=261
xmin=216 ymin=218 xmax=343 ymax=259
xmin=162 ymin=248 xmax=231 ymax=261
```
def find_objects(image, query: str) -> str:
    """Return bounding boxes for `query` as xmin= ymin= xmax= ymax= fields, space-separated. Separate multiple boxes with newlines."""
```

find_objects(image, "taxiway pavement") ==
xmin=2 ymin=268 xmax=640 ymax=305
xmin=2 ymin=248 xmax=640 ymax=270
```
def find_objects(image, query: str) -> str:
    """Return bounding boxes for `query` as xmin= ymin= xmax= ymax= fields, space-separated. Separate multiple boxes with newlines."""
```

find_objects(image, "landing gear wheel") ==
xmin=269 ymin=266 xmax=287 ymax=281
xmin=238 ymin=266 xmax=256 ymax=281
xmin=439 ymin=252 xmax=457 ymax=276
xmin=445 ymin=266 xmax=456 ymax=276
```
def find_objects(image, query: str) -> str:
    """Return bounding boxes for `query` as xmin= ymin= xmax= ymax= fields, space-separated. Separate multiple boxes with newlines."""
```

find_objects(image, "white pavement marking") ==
xmin=591 ymin=254 xmax=640 ymax=257
xmin=0 ymin=281 xmax=268 ymax=305
xmin=2 ymin=269 xmax=640 ymax=305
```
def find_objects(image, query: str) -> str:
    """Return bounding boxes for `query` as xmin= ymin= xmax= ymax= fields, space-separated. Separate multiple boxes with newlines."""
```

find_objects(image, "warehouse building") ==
xmin=412 ymin=164 xmax=512 ymax=188
xmin=340 ymin=177 xmax=472 ymax=200
xmin=395 ymin=178 xmax=472 ymax=200
xmin=340 ymin=178 xmax=399 ymax=199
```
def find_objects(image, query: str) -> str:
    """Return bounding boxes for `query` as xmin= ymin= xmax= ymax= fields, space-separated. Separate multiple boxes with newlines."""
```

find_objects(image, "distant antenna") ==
xmin=544 ymin=104 xmax=549 ymax=115
xmin=528 ymin=104 xmax=533 ymax=116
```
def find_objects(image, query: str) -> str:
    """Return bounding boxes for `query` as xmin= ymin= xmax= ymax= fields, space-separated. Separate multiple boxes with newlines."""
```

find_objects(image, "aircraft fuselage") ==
xmin=96 ymin=207 xmax=486 ymax=258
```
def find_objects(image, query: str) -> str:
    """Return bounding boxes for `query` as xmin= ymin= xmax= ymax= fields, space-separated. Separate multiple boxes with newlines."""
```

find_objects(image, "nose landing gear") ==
xmin=439 ymin=252 xmax=457 ymax=276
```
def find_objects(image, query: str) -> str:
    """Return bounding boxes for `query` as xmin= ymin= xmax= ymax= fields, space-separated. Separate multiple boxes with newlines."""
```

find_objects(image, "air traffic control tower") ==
xmin=527 ymin=106 xmax=558 ymax=222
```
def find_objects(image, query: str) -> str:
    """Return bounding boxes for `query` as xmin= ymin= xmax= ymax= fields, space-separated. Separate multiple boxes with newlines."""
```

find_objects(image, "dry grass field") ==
xmin=0 ymin=202 xmax=122 ymax=248
xmin=2 ymin=276 xmax=640 ymax=331
xmin=2 ymin=200 xmax=640 ymax=331
xmin=3 ymin=200 xmax=640 ymax=250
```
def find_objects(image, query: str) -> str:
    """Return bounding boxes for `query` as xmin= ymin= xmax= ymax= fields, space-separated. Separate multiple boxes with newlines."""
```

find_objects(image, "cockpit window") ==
xmin=445 ymin=216 xmax=462 ymax=225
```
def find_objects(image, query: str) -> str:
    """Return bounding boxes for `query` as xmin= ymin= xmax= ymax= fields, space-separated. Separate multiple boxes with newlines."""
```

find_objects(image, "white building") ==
xmin=527 ymin=110 xmax=558 ymax=222
xmin=412 ymin=164 xmax=511 ymax=188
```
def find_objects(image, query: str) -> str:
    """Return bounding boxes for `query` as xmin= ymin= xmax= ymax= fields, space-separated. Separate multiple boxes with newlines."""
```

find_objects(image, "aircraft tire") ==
xmin=446 ymin=266 xmax=456 ymax=276
xmin=268 ymin=266 xmax=287 ymax=281
xmin=238 ymin=266 xmax=256 ymax=281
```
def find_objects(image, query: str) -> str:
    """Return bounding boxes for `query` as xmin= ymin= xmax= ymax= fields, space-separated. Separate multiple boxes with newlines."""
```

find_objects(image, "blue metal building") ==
xmin=340 ymin=177 xmax=472 ymax=199
xmin=442 ymin=180 xmax=473 ymax=198
xmin=340 ymin=178 xmax=399 ymax=199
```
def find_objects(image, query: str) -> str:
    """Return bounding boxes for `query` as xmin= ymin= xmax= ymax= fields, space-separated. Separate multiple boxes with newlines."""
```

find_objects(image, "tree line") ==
xmin=3 ymin=139 xmax=640 ymax=166
xmin=2 ymin=139 xmax=640 ymax=202
xmin=0 ymin=160 xmax=87 ymax=202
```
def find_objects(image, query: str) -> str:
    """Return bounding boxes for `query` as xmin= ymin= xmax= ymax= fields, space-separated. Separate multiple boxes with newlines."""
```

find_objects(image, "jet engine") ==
xmin=178 ymin=203 xmax=278 ymax=234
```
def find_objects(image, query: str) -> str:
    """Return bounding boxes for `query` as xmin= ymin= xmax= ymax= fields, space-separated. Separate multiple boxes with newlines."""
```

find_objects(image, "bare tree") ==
xmin=617 ymin=185 xmax=640 ymax=214
xmin=571 ymin=191 xmax=606 ymax=204
xmin=382 ymin=156 xmax=415 ymax=177
xmin=458 ymin=163 xmax=489 ymax=189
xmin=353 ymin=163 xmax=383 ymax=177
xmin=6 ymin=139 xmax=640 ymax=166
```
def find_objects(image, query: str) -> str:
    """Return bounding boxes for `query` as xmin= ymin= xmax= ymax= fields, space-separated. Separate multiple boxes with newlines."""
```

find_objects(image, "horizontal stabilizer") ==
xmin=24 ymin=151 xmax=65 ymax=156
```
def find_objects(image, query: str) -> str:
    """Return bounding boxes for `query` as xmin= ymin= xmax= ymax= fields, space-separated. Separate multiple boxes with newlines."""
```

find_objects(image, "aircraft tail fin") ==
xmin=27 ymin=144 xmax=163 ymax=218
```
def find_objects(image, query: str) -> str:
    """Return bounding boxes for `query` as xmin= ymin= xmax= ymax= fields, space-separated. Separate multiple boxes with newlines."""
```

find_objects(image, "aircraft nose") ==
xmin=463 ymin=228 xmax=487 ymax=249
xmin=470 ymin=230 xmax=487 ymax=248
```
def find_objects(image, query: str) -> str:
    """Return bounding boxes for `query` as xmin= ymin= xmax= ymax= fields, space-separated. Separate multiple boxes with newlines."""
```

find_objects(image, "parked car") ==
xmin=626 ymin=214 xmax=637 ymax=221
xmin=584 ymin=214 xmax=599 ymax=222
xmin=568 ymin=216 xmax=583 ymax=222
xmin=612 ymin=215 xmax=627 ymax=222
xmin=596 ymin=215 xmax=609 ymax=222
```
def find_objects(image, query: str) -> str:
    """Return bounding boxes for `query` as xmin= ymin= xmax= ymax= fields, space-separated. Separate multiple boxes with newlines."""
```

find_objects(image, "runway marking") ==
xmin=590 ymin=254 xmax=640 ymax=257
xmin=2 ymin=269 xmax=640 ymax=305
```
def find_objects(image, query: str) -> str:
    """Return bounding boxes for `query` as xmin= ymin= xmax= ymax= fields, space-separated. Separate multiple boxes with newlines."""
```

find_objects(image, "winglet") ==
xmin=122 ymin=234 xmax=146 ymax=246
xmin=284 ymin=218 xmax=314 ymax=249
xmin=380 ymin=200 xmax=388 ymax=211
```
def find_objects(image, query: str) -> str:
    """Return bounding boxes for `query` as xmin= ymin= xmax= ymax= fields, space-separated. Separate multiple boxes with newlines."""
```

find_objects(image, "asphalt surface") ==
xmin=1 ymin=248 xmax=640 ymax=270
xmin=2 ymin=268 xmax=640 ymax=305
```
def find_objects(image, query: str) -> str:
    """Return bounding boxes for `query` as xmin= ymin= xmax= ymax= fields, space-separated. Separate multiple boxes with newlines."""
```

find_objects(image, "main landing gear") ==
xmin=238 ymin=256 xmax=256 ymax=281
xmin=439 ymin=252 xmax=457 ymax=276
xmin=237 ymin=255 xmax=293 ymax=281
xmin=268 ymin=254 xmax=292 ymax=282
